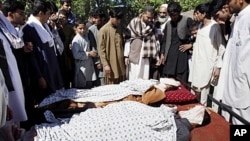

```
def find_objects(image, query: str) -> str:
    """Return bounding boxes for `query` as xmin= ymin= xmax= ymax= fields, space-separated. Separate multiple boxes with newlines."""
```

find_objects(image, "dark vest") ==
xmin=164 ymin=16 xmax=190 ymax=61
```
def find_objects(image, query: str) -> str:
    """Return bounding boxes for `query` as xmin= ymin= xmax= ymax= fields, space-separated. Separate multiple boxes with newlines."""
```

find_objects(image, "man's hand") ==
xmin=23 ymin=42 xmax=33 ymax=52
xmin=179 ymin=44 xmax=192 ymax=52
xmin=213 ymin=68 xmax=221 ymax=80
xmin=38 ymin=77 xmax=47 ymax=89
xmin=88 ymin=51 xmax=97 ymax=58
xmin=155 ymin=58 xmax=161 ymax=66
xmin=125 ymin=58 xmax=129 ymax=66
xmin=160 ymin=54 xmax=165 ymax=65
xmin=96 ymin=63 xmax=102 ymax=69
xmin=6 ymin=106 xmax=13 ymax=121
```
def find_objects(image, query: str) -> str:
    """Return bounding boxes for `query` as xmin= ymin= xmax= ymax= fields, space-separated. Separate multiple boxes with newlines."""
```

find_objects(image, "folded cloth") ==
xmin=142 ymin=86 xmax=166 ymax=105
xmin=179 ymin=105 xmax=206 ymax=125
xmin=160 ymin=78 xmax=181 ymax=87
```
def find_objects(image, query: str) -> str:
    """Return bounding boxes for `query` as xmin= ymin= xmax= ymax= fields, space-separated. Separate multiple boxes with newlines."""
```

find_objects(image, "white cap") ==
xmin=160 ymin=4 xmax=168 ymax=9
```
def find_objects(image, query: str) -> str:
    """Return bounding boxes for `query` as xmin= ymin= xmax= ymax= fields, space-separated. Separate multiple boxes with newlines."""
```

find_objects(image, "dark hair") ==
xmin=167 ymin=2 xmax=182 ymax=15
xmin=74 ymin=19 xmax=86 ymax=28
xmin=143 ymin=5 xmax=155 ymax=14
xmin=60 ymin=0 xmax=71 ymax=5
xmin=109 ymin=8 xmax=123 ymax=19
xmin=58 ymin=9 xmax=70 ymax=18
xmin=209 ymin=0 xmax=227 ymax=17
xmin=48 ymin=1 xmax=58 ymax=13
xmin=88 ymin=10 xmax=95 ymax=17
xmin=195 ymin=2 xmax=212 ymax=19
xmin=30 ymin=0 xmax=51 ymax=16
xmin=187 ymin=22 xmax=199 ymax=43
xmin=93 ymin=8 xmax=106 ymax=19
xmin=189 ymin=22 xmax=199 ymax=31
xmin=2 ymin=0 xmax=25 ymax=17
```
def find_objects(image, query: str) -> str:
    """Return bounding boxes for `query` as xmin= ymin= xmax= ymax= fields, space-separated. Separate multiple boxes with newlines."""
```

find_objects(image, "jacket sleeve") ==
xmin=214 ymin=24 xmax=226 ymax=68
xmin=98 ymin=29 xmax=109 ymax=67
xmin=71 ymin=37 xmax=89 ymax=61
xmin=160 ymin=24 xmax=168 ymax=55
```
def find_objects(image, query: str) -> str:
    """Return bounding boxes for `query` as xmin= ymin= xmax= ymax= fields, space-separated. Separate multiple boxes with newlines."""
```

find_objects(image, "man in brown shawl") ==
xmin=124 ymin=6 xmax=160 ymax=80
xmin=98 ymin=8 xmax=126 ymax=84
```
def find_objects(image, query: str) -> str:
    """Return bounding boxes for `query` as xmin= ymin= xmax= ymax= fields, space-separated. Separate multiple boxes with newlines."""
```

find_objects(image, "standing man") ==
xmin=153 ymin=4 xmax=170 ymax=79
xmin=98 ymin=8 xmax=126 ymax=84
xmin=0 ymin=1 xmax=27 ymax=123
xmin=189 ymin=3 xmax=225 ymax=106
xmin=157 ymin=4 xmax=170 ymax=35
xmin=2 ymin=0 xmax=33 ymax=93
xmin=216 ymin=0 xmax=250 ymax=124
xmin=160 ymin=2 xmax=194 ymax=83
xmin=124 ymin=6 xmax=160 ymax=80
xmin=22 ymin=0 xmax=64 ymax=104
xmin=57 ymin=9 xmax=75 ymax=88
xmin=60 ymin=0 xmax=76 ymax=25
xmin=22 ymin=0 xmax=64 ymax=128
xmin=2 ymin=0 xmax=34 ymax=129
xmin=88 ymin=8 xmax=106 ymax=86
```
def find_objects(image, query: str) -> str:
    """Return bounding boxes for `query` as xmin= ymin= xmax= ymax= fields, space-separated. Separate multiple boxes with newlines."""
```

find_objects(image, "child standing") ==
xmin=185 ymin=22 xmax=199 ymax=82
xmin=72 ymin=20 xmax=97 ymax=89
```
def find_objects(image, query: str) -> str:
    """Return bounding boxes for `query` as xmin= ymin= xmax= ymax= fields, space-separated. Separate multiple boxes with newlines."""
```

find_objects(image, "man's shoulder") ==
xmin=210 ymin=20 xmax=223 ymax=30
xmin=130 ymin=16 xmax=141 ymax=23
xmin=180 ymin=15 xmax=194 ymax=27
xmin=72 ymin=34 xmax=82 ymax=42
xmin=22 ymin=24 xmax=36 ymax=33
xmin=68 ymin=11 xmax=76 ymax=19
xmin=88 ymin=24 xmax=97 ymax=31
xmin=181 ymin=15 xmax=193 ymax=21
xmin=99 ymin=23 xmax=110 ymax=30
xmin=70 ymin=11 xmax=76 ymax=16
xmin=22 ymin=24 xmax=33 ymax=30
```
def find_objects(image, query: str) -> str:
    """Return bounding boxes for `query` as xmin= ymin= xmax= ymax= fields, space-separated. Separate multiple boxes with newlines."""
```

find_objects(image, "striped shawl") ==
xmin=126 ymin=16 xmax=158 ymax=63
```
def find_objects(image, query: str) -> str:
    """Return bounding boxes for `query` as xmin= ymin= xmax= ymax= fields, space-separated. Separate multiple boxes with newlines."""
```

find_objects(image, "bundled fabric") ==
xmin=179 ymin=105 xmax=206 ymax=125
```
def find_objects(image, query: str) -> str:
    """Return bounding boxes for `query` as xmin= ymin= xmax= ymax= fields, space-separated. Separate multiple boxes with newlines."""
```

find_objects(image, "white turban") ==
xmin=160 ymin=4 xmax=168 ymax=9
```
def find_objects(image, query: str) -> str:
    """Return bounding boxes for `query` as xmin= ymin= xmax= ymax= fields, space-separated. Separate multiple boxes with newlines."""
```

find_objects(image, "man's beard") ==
xmin=158 ymin=16 xmax=169 ymax=24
